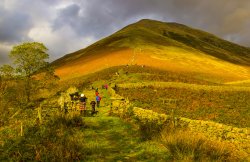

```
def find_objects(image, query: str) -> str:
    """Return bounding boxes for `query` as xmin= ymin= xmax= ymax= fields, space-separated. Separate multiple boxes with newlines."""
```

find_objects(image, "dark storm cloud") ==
xmin=53 ymin=4 xmax=82 ymax=33
xmin=0 ymin=6 xmax=33 ymax=43
xmin=53 ymin=3 xmax=113 ymax=38
xmin=52 ymin=0 xmax=158 ymax=38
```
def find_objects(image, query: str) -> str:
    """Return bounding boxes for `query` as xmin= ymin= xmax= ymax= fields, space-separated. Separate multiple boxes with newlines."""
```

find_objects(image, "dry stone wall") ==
xmin=110 ymin=87 xmax=250 ymax=154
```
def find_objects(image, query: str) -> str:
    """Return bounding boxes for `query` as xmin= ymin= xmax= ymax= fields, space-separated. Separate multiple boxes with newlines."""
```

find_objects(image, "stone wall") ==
xmin=110 ymin=87 xmax=250 ymax=154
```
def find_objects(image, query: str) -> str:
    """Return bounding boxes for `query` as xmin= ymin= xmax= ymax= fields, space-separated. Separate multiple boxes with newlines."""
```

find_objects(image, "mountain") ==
xmin=52 ymin=19 xmax=250 ymax=81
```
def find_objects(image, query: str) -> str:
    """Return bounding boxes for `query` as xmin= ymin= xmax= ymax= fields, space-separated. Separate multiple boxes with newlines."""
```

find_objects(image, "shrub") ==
xmin=161 ymin=129 xmax=247 ymax=161
xmin=0 ymin=113 xmax=86 ymax=161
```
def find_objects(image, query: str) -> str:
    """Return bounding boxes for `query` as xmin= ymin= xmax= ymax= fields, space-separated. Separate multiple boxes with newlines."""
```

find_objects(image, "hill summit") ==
xmin=52 ymin=19 xmax=250 ymax=81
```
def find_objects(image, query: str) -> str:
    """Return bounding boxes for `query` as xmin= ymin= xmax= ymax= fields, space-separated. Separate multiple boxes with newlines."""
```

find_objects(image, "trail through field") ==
xmin=76 ymin=89 xmax=168 ymax=161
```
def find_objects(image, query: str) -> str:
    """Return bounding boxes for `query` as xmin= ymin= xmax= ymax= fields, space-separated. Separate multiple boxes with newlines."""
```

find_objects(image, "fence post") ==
xmin=20 ymin=122 xmax=23 ymax=136
xmin=38 ymin=104 xmax=42 ymax=124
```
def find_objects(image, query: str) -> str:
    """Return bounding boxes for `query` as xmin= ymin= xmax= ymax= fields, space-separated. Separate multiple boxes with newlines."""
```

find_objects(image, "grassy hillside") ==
xmin=52 ymin=19 xmax=250 ymax=81
xmin=53 ymin=19 xmax=250 ymax=66
xmin=133 ymin=19 xmax=250 ymax=65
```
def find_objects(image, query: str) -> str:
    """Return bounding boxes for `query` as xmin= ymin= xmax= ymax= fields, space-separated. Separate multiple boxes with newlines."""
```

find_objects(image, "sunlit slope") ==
xmin=52 ymin=19 xmax=250 ymax=80
xmin=225 ymin=79 xmax=250 ymax=86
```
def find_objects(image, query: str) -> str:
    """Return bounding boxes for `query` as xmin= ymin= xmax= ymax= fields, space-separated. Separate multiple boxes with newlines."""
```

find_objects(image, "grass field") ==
xmin=56 ymin=65 xmax=250 ymax=128
xmin=0 ymin=88 xmax=171 ymax=161
xmin=116 ymin=85 xmax=250 ymax=128
xmin=1 ymin=65 xmax=250 ymax=161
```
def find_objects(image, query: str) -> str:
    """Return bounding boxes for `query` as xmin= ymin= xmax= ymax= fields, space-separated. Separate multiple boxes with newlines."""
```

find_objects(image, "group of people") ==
xmin=65 ymin=84 xmax=109 ymax=116
xmin=77 ymin=87 xmax=102 ymax=115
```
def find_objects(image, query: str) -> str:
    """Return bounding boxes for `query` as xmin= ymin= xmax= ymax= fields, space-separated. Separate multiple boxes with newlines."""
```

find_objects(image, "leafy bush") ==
xmin=0 ymin=113 xmax=86 ymax=161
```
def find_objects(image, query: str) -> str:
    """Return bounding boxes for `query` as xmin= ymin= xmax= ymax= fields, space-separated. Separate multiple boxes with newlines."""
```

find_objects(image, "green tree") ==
xmin=9 ymin=42 xmax=50 ymax=102
xmin=0 ymin=65 xmax=15 ymax=78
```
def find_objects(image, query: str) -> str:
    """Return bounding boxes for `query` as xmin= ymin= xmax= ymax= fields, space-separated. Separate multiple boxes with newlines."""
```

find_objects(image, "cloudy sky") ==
xmin=1 ymin=0 xmax=250 ymax=65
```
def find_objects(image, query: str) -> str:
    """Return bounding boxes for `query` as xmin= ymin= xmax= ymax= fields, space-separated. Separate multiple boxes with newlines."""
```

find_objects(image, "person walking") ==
xmin=90 ymin=101 xmax=97 ymax=115
xmin=79 ymin=94 xmax=87 ymax=115
xmin=96 ymin=95 xmax=101 ymax=108
xmin=104 ymin=84 xmax=108 ymax=90
xmin=95 ymin=88 xmax=99 ymax=96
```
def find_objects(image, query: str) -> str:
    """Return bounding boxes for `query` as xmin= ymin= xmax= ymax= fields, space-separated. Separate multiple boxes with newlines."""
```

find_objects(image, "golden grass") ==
xmin=161 ymin=129 xmax=248 ymax=161
xmin=55 ymin=47 xmax=250 ymax=82
xmin=141 ymin=46 xmax=250 ymax=80
xmin=55 ymin=49 xmax=132 ymax=80
xmin=117 ymin=81 xmax=250 ymax=92
xmin=225 ymin=79 xmax=250 ymax=85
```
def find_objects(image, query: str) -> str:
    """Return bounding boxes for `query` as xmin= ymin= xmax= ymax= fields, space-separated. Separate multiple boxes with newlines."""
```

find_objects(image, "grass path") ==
xmin=82 ymin=116 xmax=168 ymax=161
xmin=75 ymin=89 xmax=169 ymax=161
